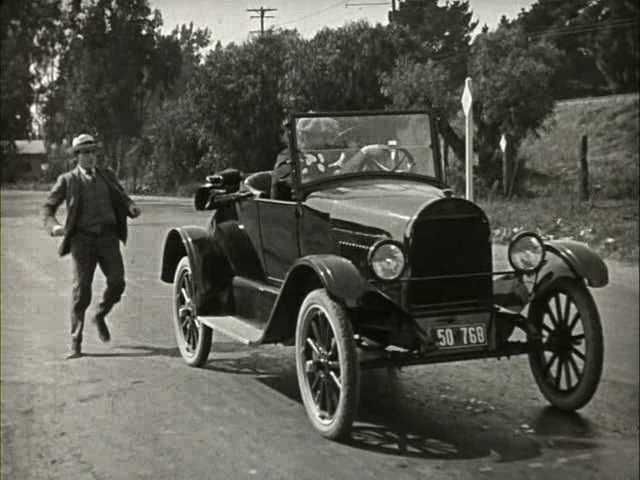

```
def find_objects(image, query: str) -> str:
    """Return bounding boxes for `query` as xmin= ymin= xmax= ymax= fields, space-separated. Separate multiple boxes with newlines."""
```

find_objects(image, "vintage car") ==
xmin=160 ymin=110 xmax=607 ymax=440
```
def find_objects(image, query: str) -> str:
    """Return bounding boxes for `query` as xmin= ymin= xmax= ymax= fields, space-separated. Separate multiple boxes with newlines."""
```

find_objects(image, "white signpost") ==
xmin=461 ymin=77 xmax=473 ymax=201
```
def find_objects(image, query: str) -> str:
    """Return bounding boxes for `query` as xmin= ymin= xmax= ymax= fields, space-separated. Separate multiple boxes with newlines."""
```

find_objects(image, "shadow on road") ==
xmin=81 ymin=344 xmax=181 ymax=358
xmin=204 ymin=348 xmax=293 ymax=377
xmin=531 ymin=406 xmax=593 ymax=437
xmin=194 ymin=349 xmax=598 ymax=462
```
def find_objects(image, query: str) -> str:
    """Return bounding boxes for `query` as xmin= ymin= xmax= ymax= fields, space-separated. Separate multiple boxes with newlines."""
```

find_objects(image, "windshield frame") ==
xmin=286 ymin=109 xmax=445 ymax=197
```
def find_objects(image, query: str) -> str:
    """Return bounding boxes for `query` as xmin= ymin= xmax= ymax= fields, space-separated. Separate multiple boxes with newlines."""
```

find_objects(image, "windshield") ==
xmin=291 ymin=112 xmax=441 ymax=187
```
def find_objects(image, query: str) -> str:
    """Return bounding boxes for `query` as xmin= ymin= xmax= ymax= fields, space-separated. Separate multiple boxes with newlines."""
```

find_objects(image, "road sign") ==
xmin=461 ymin=78 xmax=472 ymax=116
xmin=500 ymin=134 xmax=507 ymax=153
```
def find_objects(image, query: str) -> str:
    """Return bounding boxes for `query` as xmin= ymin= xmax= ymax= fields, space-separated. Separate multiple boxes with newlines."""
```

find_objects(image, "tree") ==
xmin=517 ymin=0 xmax=639 ymax=96
xmin=43 ymin=0 xmax=175 ymax=174
xmin=141 ymin=23 xmax=211 ymax=192
xmin=575 ymin=0 xmax=639 ymax=93
xmin=190 ymin=30 xmax=300 ymax=174
xmin=469 ymin=22 xmax=561 ymax=194
xmin=282 ymin=21 xmax=401 ymax=112
xmin=389 ymin=0 xmax=477 ymax=83
xmin=1 ymin=0 xmax=62 ymax=140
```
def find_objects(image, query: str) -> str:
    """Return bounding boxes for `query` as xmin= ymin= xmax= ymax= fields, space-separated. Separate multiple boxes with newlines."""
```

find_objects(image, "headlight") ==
xmin=369 ymin=240 xmax=405 ymax=281
xmin=508 ymin=232 xmax=545 ymax=273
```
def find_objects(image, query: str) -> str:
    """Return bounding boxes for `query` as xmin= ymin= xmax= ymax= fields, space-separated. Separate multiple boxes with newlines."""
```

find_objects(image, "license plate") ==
xmin=434 ymin=324 xmax=488 ymax=349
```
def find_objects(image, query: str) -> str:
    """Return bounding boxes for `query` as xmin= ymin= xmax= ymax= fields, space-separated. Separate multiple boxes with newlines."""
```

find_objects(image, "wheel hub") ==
xmin=548 ymin=326 xmax=578 ymax=357
xmin=312 ymin=349 xmax=332 ymax=372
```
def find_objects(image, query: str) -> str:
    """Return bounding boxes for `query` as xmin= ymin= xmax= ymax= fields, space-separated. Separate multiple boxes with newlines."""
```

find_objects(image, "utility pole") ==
xmin=247 ymin=7 xmax=277 ymax=35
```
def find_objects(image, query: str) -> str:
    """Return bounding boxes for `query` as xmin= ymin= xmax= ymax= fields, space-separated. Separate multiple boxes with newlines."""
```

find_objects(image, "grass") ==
xmin=479 ymin=195 xmax=639 ymax=263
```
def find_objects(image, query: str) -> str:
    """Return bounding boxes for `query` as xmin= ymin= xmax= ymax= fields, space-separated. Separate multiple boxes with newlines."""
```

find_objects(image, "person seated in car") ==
xmin=271 ymin=117 xmax=393 ymax=199
xmin=296 ymin=116 xmax=343 ymax=181
xmin=271 ymin=121 xmax=294 ymax=200
xmin=271 ymin=116 xmax=343 ymax=199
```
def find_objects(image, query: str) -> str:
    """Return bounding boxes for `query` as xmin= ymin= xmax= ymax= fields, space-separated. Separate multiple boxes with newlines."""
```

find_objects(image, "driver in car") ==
xmin=295 ymin=117 xmax=395 ymax=177
xmin=271 ymin=116 xmax=344 ymax=199
xmin=296 ymin=117 xmax=343 ymax=180
xmin=271 ymin=117 xmax=407 ymax=199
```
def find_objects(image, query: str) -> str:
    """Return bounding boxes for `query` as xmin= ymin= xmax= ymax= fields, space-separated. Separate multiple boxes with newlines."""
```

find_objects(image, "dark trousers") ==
xmin=70 ymin=232 xmax=125 ymax=344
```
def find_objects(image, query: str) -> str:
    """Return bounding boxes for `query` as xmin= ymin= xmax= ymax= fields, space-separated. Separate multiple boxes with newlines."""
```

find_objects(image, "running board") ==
xmin=198 ymin=315 xmax=265 ymax=345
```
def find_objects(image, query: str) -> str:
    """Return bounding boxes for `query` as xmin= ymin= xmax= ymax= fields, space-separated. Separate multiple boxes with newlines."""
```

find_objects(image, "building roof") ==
xmin=14 ymin=139 xmax=46 ymax=155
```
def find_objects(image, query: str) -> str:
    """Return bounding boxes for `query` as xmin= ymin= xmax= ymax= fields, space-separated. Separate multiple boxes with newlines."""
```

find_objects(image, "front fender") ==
xmin=534 ymin=240 xmax=608 ymax=296
xmin=294 ymin=254 xmax=367 ymax=306
xmin=261 ymin=255 xmax=367 ymax=343
xmin=160 ymin=226 xmax=233 ymax=313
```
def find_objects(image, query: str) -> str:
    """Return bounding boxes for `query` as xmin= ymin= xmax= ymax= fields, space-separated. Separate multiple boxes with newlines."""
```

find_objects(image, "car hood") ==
xmin=304 ymin=178 xmax=447 ymax=240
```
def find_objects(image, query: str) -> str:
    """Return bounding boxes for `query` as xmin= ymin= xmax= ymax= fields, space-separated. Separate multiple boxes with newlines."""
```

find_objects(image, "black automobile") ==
xmin=160 ymin=110 xmax=608 ymax=440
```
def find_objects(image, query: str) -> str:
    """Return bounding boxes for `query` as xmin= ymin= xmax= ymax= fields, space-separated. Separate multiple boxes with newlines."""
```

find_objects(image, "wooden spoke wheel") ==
xmin=528 ymin=278 xmax=604 ymax=410
xmin=172 ymin=257 xmax=212 ymax=367
xmin=296 ymin=289 xmax=359 ymax=440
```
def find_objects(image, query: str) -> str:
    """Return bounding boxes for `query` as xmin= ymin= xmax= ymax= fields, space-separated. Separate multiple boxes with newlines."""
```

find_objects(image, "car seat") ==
xmin=243 ymin=171 xmax=273 ymax=198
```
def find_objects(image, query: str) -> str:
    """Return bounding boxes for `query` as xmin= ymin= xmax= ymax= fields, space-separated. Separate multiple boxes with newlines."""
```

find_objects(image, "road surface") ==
xmin=2 ymin=190 xmax=638 ymax=479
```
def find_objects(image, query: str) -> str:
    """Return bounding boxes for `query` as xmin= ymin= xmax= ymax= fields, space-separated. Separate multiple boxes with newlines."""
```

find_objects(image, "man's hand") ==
xmin=51 ymin=225 xmax=65 ymax=237
xmin=128 ymin=203 xmax=141 ymax=218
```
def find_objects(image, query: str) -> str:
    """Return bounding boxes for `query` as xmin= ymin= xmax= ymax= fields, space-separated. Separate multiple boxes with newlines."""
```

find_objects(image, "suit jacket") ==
xmin=42 ymin=166 xmax=134 ymax=256
xmin=271 ymin=150 xmax=294 ymax=200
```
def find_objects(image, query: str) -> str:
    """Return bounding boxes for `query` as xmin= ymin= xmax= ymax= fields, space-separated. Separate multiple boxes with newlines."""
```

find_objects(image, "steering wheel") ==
xmin=360 ymin=145 xmax=416 ymax=172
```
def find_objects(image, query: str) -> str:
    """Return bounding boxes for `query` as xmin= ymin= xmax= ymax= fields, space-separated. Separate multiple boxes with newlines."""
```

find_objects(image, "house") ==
xmin=1 ymin=139 xmax=47 ymax=182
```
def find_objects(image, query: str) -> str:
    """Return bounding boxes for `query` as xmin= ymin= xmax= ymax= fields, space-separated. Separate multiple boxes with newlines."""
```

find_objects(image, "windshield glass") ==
xmin=291 ymin=112 xmax=440 ymax=187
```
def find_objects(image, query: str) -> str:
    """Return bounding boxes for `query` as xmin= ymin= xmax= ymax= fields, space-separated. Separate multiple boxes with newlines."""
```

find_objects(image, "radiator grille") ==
xmin=407 ymin=214 xmax=492 ymax=308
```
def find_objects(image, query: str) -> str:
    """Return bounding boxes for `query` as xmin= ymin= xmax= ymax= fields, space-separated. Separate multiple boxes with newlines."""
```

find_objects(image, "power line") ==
xmin=247 ymin=6 xmax=277 ymax=35
xmin=527 ymin=18 xmax=640 ymax=39
xmin=345 ymin=2 xmax=391 ymax=6
xmin=274 ymin=1 xmax=345 ymax=28
xmin=426 ymin=18 xmax=640 ymax=66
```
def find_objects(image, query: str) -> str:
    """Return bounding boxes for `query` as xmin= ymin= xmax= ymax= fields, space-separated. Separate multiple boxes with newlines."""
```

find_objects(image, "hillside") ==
xmin=481 ymin=93 xmax=639 ymax=263
xmin=520 ymin=93 xmax=639 ymax=199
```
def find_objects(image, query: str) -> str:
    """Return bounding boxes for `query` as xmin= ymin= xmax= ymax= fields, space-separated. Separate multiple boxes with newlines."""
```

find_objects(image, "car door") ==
xmin=257 ymin=198 xmax=299 ymax=281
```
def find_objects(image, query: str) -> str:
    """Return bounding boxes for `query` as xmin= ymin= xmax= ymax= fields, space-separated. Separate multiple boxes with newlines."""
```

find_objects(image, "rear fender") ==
xmin=261 ymin=255 xmax=367 ymax=343
xmin=160 ymin=226 xmax=233 ymax=313
xmin=534 ymin=240 xmax=608 ymax=297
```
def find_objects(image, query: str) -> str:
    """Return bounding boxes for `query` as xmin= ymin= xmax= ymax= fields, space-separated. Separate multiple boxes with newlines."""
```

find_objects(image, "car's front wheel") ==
xmin=172 ymin=257 xmax=212 ymax=367
xmin=295 ymin=289 xmax=359 ymax=440
xmin=527 ymin=277 xmax=603 ymax=410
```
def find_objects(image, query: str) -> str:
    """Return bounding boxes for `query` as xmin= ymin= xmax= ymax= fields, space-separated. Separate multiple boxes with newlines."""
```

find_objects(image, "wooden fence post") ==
xmin=579 ymin=134 xmax=589 ymax=201
xmin=443 ymin=142 xmax=449 ymax=170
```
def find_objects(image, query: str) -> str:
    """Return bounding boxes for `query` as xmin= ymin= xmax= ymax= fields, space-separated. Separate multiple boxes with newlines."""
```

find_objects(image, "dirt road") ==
xmin=2 ymin=190 xmax=638 ymax=479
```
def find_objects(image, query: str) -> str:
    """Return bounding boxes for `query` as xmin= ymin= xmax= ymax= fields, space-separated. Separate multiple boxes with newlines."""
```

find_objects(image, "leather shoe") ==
xmin=93 ymin=315 xmax=111 ymax=342
xmin=66 ymin=342 xmax=82 ymax=359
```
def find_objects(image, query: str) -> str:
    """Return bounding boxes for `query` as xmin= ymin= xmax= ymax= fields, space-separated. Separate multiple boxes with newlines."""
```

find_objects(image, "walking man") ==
xmin=42 ymin=134 xmax=141 ymax=359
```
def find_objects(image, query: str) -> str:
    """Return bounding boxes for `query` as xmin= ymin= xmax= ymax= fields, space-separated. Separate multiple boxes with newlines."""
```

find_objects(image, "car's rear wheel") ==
xmin=173 ymin=257 xmax=212 ymax=367
xmin=296 ymin=289 xmax=359 ymax=440
xmin=527 ymin=277 xmax=603 ymax=410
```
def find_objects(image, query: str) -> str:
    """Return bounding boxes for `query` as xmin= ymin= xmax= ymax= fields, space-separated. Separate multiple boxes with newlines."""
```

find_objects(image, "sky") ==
xmin=149 ymin=0 xmax=536 ymax=45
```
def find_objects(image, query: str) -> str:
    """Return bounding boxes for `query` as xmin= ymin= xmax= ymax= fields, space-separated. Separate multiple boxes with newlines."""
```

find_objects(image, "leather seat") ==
xmin=244 ymin=171 xmax=273 ymax=198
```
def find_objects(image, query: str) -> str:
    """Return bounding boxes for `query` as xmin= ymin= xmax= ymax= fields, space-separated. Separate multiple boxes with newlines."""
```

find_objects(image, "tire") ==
xmin=172 ymin=257 xmax=212 ymax=367
xmin=295 ymin=289 xmax=359 ymax=440
xmin=527 ymin=277 xmax=604 ymax=410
